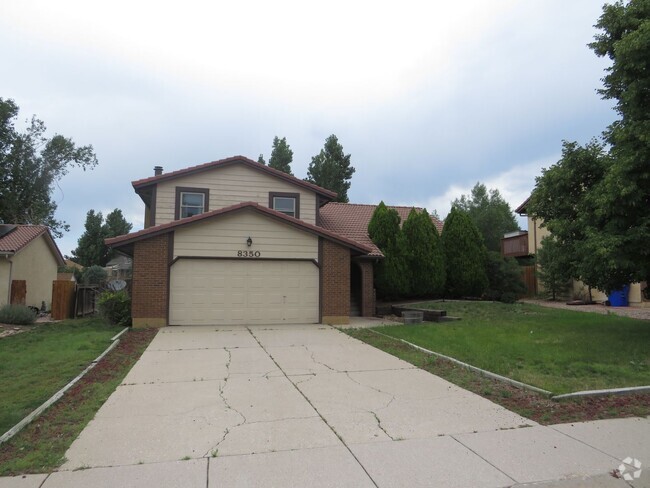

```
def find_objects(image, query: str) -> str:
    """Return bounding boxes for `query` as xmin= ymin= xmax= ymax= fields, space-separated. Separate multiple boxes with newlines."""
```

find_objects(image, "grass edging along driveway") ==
xmin=0 ymin=320 xmax=156 ymax=476
xmin=345 ymin=301 xmax=650 ymax=425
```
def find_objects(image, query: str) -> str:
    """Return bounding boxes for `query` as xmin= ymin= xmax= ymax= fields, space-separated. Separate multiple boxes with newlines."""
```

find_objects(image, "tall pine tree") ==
xmin=306 ymin=135 xmax=355 ymax=203
xmin=268 ymin=137 xmax=293 ymax=175
xmin=402 ymin=209 xmax=446 ymax=297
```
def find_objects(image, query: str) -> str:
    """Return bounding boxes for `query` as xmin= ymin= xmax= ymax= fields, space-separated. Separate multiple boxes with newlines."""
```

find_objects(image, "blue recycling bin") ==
xmin=608 ymin=285 xmax=630 ymax=307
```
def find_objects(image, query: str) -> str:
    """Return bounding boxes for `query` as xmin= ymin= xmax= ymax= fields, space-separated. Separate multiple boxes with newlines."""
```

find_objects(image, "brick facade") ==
xmin=131 ymin=233 xmax=170 ymax=328
xmin=356 ymin=260 xmax=375 ymax=317
xmin=321 ymin=238 xmax=350 ymax=324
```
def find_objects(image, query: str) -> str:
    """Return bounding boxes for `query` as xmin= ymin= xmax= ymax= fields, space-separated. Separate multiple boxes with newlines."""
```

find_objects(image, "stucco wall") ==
xmin=10 ymin=235 xmax=58 ymax=309
xmin=0 ymin=259 xmax=10 ymax=307
xmin=573 ymin=280 xmax=643 ymax=305
xmin=154 ymin=164 xmax=318 ymax=225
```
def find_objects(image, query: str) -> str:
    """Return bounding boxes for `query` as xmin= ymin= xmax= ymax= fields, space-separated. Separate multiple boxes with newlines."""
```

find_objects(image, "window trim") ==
xmin=269 ymin=192 xmax=300 ymax=219
xmin=175 ymin=187 xmax=210 ymax=220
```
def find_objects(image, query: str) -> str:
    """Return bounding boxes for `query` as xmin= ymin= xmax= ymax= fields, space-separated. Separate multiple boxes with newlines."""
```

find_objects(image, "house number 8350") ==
xmin=238 ymin=250 xmax=261 ymax=257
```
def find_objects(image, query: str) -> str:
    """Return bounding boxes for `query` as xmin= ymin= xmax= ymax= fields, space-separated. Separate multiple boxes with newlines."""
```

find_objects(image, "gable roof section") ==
xmin=106 ymin=202 xmax=373 ymax=255
xmin=515 ymin=197 xmax=530 ymax=215
xmin=0 ymin=225 xmax=65 ymax=265
xmin=319 ymin=203 xmax=444 ymax=257
xmin=132 ymin=155 xmax=337 ymax=201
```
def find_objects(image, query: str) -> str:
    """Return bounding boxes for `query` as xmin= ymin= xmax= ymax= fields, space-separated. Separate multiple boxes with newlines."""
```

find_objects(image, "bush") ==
xmin=402 ymin=209 xmax=446 ymax=298
xmin=0 ymin=304 xmax=37 ymax=325
xmin=82 ymin=265 xmax=107 ymax=285
xmin=441 ymin=207 xmax=489 ymax=298
xmin=97 ymin=290 xmax=131 ymax=326
xmin=484 ymin=251 xmax=526 ymax=302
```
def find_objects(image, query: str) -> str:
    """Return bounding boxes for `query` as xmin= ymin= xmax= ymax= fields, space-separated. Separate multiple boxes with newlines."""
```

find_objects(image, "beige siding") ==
xmin=527 ymin=216 xmax=550 ymax=255
xmin=10 ymin=235 xmax=59 ymax=309
xmin=0 ymin=259 xmax=10 ymax=307
xmin=155 ymin=164 xmax=317 ymax=225
xmin=573 ymin=280 xmax=643 ymax=305
xmin=173 ymin=210 xmax=318 ymax=260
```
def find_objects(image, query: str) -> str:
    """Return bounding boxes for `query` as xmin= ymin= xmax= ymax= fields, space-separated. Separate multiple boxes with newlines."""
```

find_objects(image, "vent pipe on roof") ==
xmin=154 ymin=166 xmax=163 ymax=176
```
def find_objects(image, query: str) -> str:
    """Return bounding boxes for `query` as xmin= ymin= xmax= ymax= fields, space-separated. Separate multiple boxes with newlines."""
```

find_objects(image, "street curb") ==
xmin=0 ymin=328 xmax=127 ymax=445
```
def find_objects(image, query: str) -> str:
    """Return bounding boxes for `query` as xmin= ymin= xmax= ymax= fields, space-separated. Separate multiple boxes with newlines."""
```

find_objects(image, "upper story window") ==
xmin=269 ymin=192 xmax=300 ymax=219
xmin=175 ymin=187 xmax=209 ymax=220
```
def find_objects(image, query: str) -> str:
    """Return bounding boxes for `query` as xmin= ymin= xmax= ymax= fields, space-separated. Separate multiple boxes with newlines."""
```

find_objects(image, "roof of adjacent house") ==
xmin=106 ymin=201 xmax=374 ymax=255
xmin=0 ymin=224 xmax=65 ymax=265
xmin=131 ymin=155 xmax=338 ymax=200
xmin=319 ymin=203 xmax=444 ymax=257
xmin=515 ymin=197 xmax=530 ymax=215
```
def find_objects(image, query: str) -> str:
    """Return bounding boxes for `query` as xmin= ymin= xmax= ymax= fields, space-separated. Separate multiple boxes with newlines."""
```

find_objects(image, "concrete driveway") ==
xmin=6 ymin=324 xmax=649 ymax=487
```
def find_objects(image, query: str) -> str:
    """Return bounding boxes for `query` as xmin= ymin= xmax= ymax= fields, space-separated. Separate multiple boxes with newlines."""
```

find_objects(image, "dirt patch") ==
xmin=523 ymin=299 xmax=650 ymax=321
xmin=0 ymin=323 xmax=31 ymax=338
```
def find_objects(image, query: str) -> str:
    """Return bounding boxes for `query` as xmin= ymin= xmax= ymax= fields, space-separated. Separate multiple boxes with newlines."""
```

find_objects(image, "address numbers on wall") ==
xmin=237 ymin=250 xmax=261 ymax=257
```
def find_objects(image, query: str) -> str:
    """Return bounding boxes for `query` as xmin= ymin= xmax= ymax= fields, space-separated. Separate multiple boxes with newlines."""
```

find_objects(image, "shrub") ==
xmin=536 ymin=236 xmax=572 ymax=300
xmin=402 ymin=209 xmax=445 ymax=297
xmin=368 ymin=202 xmax=410 ymax=299
xmin=441 ymin=207 xmax=489 ymax=298
xmin=0 ymin=304 xmax=37 ymax=325
xmin=97 ymin=290 xmax=131 ymax=326
xmin=484 ymin=251 xmax=525 ymax=302
xmin=82 ymin=265 xmax=107 ymax=285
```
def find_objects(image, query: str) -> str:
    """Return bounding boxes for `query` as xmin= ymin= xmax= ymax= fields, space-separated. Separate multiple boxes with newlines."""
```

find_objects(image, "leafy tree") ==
xmin=529 ymin=1 xmax=650 ymax=293
xmin=306 ymin=134 xmax=355 ymax=203
xmin=257 ymin=154 xmax=266 ymax=165
xmin=402 ymin=209 xmax=445 ymax=297
xmin=441 ymin=207 xmax=489 ymax=298
xmin=0 ymin=98 xmax=98 ymax=237
xmin=453 ymin=183 xmax=519 ymax=252
xmin=536 ymin=236 xmax=572 ymax=301
xmin=71 ymin=208 xmax=132 ymax=267
xmin=368 ymin=202 xmax=409 ymax=299
xmin=268 ymin=136 xmax=293 ymax=175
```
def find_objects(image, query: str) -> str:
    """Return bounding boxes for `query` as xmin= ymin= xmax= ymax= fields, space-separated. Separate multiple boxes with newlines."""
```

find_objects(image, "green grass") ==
xmin=373 ymin=301 xmax=650 ymax=394
xmin=0 ymin=318 xmax=123 ymax=435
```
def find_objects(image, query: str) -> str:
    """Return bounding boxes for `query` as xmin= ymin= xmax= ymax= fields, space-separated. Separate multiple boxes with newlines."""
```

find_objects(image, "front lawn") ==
xmin=0 ymin=318 xmax=123 ymax=436
xmin=369 ymin=301 xmax=650 ymax=394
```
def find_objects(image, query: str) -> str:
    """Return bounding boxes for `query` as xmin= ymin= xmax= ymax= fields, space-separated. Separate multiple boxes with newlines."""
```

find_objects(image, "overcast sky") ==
xmin=0 ymin=0 xmax=616 ymax=256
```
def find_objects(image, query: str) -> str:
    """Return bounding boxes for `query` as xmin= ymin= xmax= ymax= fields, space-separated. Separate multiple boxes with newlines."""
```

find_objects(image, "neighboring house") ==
xmin=511 ymin=197 xmax=646 ymax=305
xmin=105 ymin=255 xmax=133 ymax=280
xmin=0 ymin=224 xmax=65 ymax=309
xmin=109 ymin=156 xmax=438 ymax=327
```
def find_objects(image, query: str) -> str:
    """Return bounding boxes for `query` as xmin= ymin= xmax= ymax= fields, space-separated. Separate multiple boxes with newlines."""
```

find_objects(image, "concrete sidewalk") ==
xmin=1 ymin=324 xmax=648 ymax=487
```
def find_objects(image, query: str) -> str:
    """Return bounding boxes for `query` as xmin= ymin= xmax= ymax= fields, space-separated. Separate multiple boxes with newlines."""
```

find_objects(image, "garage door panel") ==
xmin=170 ymin=259 xmax=319 ymax=325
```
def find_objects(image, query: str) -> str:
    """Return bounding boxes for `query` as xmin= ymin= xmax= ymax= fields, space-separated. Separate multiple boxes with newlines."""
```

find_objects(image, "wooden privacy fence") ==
xmin=10 ymin=280 xmax=26 ymax=305
xmin=520 ymin=265 xmax=537 ymax=297
xmin=75 ymin=285 xmax=99 ymax=317
xmin=51 ymin=280 xmax=76 ymax=320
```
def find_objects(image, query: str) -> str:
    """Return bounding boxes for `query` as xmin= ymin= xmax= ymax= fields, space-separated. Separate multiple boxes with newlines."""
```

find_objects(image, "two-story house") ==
xmin=106 ymin=156 xmax=389 ymax=327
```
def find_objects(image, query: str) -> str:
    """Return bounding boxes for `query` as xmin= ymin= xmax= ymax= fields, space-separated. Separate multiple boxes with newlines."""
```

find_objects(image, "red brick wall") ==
xmin=357 ymin=260 xmax=375 ymax=317
xmin=131 ymin=233 xmax=170 ymax=326
xmin=321 ymin=239 xmax=350 ymax=320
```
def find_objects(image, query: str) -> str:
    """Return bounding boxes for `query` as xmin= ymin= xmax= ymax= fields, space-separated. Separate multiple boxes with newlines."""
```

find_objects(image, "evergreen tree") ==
xmin=453 ymin=183 xmax=519 ymax=251
xmin=402 ymin=209 xmax=446 ymax=297
xmin=367 ymin=202 xmax=409 ymax=299
xmin=103 ymin=209 xmax=133 ymax=261
xmin=268 ymin=136 xmax=293 ymax=175
xmin=441 ymin=207 xmax=489 ymax=298
xmin=71 ymin=210 xmax=106 ymax=267
xmin=257 ymin=154 xmax=266 ymax=165
xmin=306 ymin=134 xmax=355 ymax=203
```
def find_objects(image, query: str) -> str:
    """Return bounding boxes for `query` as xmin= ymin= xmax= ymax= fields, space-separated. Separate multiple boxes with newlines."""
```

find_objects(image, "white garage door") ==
xmin=169 ymin=259 xmax=319 ymax=325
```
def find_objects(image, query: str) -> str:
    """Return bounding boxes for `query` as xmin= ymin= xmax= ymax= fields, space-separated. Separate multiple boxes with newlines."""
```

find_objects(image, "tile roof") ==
xmin=0 ymin=224 xmax=65 ymax=265
xmin=106 ymin=201 xmax=373 ymax=254
xmin=0 ymin=225 xmax=49 ymax=253
xmin=131 ymin=155 xmax=338 ymax=199
xmin=319 ymin=203 xmax=444 ymax=257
